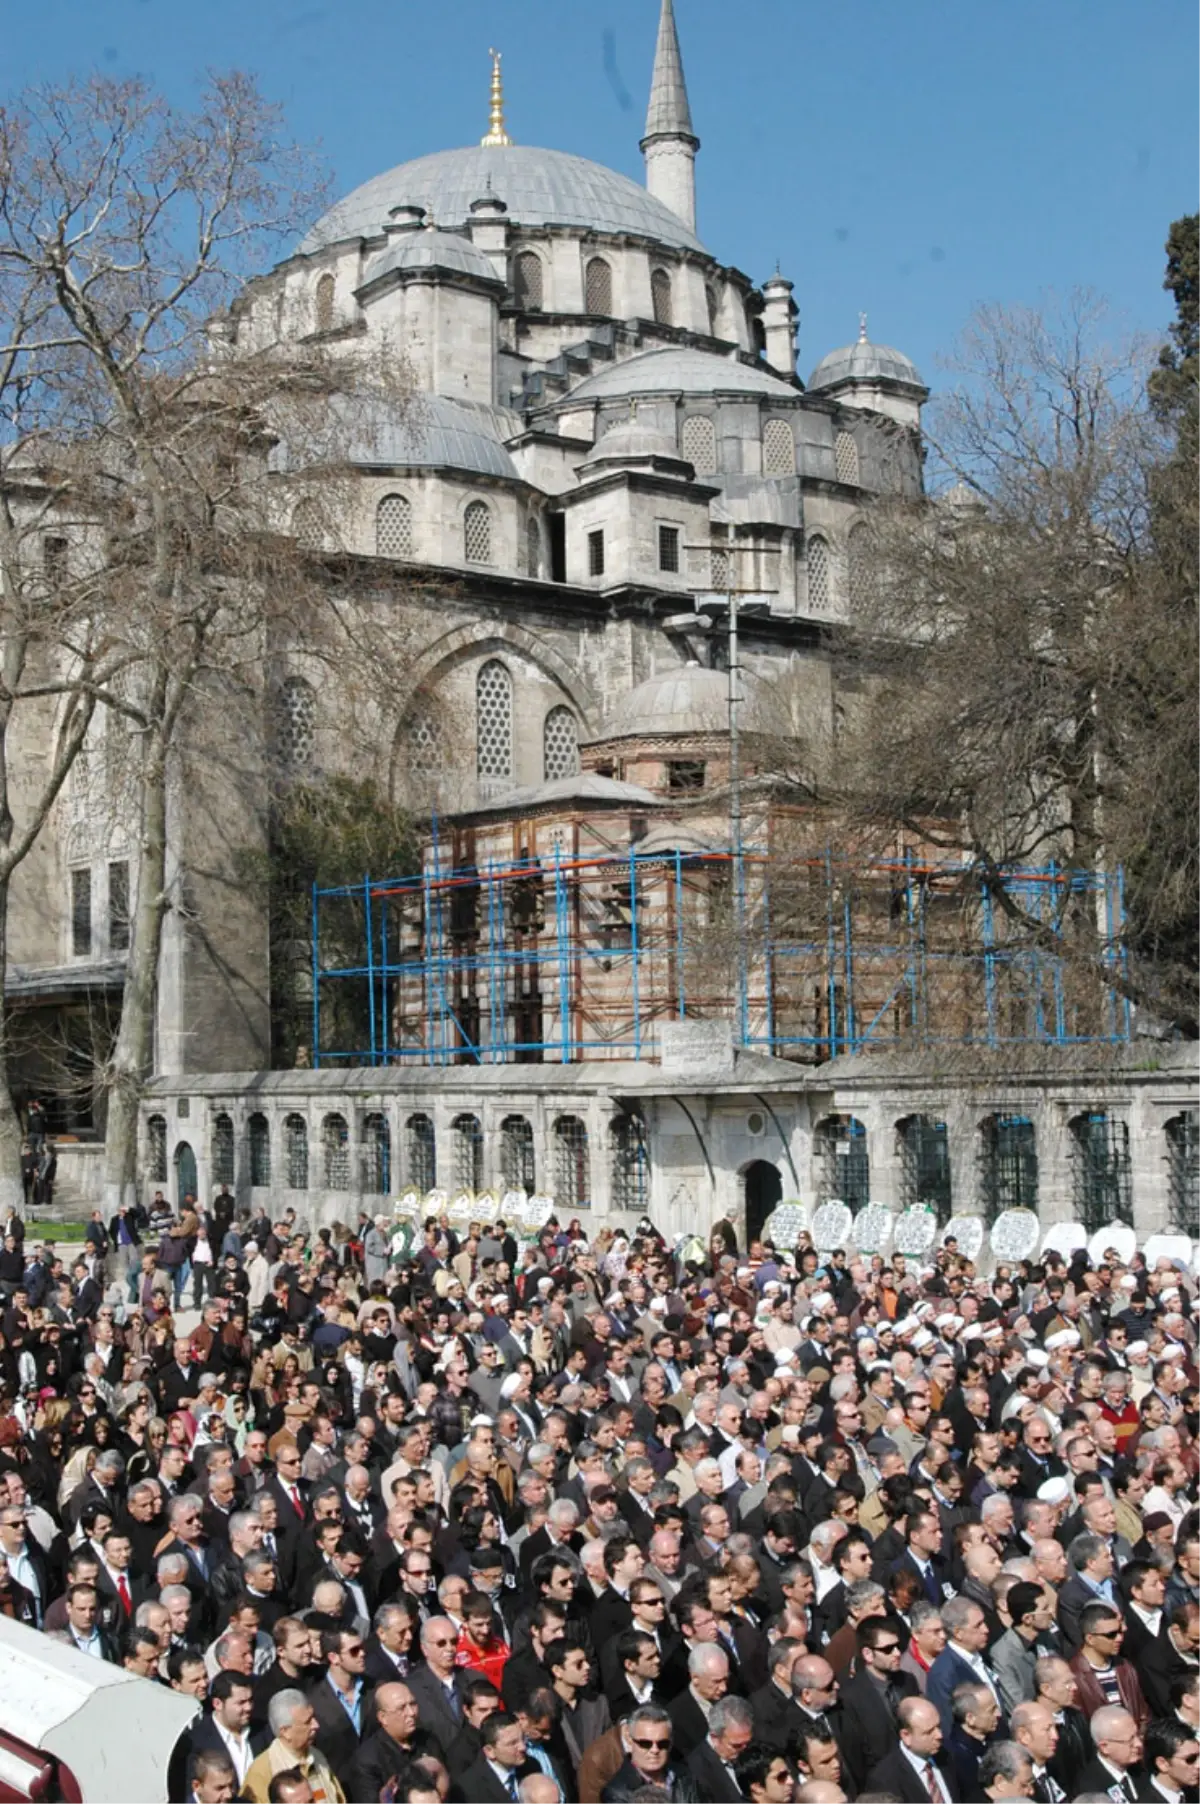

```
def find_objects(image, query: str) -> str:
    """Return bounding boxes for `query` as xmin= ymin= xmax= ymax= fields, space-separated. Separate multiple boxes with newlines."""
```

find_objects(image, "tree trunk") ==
xmin=0 ymin=878 xmax=27 ymax=1215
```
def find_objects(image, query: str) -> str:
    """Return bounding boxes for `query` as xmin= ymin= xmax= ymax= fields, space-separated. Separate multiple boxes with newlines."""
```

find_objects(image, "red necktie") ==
xmin=289 ymin=1486 xmax=303 ymax=1518
xmin=117 ymin=1574 xmax=131 ymax=1615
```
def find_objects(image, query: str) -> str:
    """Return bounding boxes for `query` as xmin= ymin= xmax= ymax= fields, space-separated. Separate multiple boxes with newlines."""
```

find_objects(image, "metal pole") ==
xmin=630 ymin=844 xmax=641 ymax=1059
xmin=311 ymin=881 xmax=321 ymax=1068
xmin=728 ymin=582 xmax=749 ymax=1047
xmin=364 ymin=874 xmax=376 ymax=1065
xmin=674 ymin=847 xmax=686 ymax=1019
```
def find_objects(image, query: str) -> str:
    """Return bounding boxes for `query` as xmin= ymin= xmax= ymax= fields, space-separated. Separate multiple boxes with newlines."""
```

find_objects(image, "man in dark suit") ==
xmin=1017 ymin=1419 xmax=1065 ymax=1499
xmin=669 ymin=1644 xmax=730 ymax=1760
xmin=458 ymin=1711 xmax=539 ymax=1803
xmin=927 ymin=1600 xmax=1006 ymax=1742
xmin=864 ymin=1694 xmax=961 ymax=1801
xmin=749 ymin=1638 xmax=808 ymax=1752
xmin=589 ymin=1536 xmax=641 ymax=1648
xmin=262 ymin=1446 xmax=309 ymax=1546
xmin=1057 ymin=1531 xmax=1119 ymax=1652
xmin=891 ymin=1507 xmax=952 ymax=1609
xmin=405 ymin=1615 xmax=468 ymax=1759
xmin=307 ymin=1624 xmax=372 ymax=1784
xmin=600 ymin=1704 xmax=700 ymax=1802
xmin=840 ymin=1615 xmax=920 ymax=1792
xmin=342 ymin=1680 xmax=442 ymax=1802
xmin=1140 ymin=1603 xmax=1199 ymax=1717
xmin=185 ymin=1673 xmax=267 ymax=1794
xmin=1034 ymin=1656 xmax=1092 ymax=1801
xmin=1072 ymin=1703 xmax=1143 ymax=1801
xmin=687 ymin=1697 xmax=754 ymax=1802
xmin=1134 ymin=1715 xmax=1200 ymax=1803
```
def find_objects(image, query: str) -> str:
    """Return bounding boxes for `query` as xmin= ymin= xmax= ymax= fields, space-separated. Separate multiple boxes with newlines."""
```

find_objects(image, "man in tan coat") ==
xmin=241 ymin=1689 xmax=344 ymax=1804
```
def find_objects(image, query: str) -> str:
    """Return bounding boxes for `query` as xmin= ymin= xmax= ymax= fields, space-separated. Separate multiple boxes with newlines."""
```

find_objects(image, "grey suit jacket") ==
xmin=990 ymin=1626 xmax=1038 ymax=1715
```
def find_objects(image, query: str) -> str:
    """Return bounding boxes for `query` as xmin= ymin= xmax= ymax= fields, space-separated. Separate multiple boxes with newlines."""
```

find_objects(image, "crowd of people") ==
xmin=0 ymin=1189 xmax=1195 ymax=1804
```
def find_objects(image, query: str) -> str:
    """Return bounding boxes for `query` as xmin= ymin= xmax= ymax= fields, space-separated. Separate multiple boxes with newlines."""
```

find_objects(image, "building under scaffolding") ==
xmin=310 ymin=844 xmax=1131 ymax=1068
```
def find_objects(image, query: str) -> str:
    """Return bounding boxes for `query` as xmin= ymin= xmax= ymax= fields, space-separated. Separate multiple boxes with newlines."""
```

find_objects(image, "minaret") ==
xmin=641 ymin=0 xmax=699 ymax=231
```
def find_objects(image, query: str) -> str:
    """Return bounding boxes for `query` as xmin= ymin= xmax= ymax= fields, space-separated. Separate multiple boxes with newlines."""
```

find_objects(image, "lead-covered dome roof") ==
xmin=808 ymin=336 xmax=925 ymax=393
xmin=569 ymin=346 xmax=797 ymax=403
xmin=300 ymin=145 xmax=706 ymax=256
xmin=360 ymin=228 xmax=503 ymax=289
xmin=587 ymin=663 xmax=762 ymax=743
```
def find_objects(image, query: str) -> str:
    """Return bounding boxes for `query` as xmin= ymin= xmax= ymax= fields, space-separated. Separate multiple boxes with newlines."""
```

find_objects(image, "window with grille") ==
xmin=710 ymin=525 xmax=730 ymax=591
xmin=835 ymin=431 xmax=860 ymax=486
xmin=314 ymin=273 xmax=335 ymax=332
xmin=658 ymin=524 xmax=680 ymax=572
xmin=361 ymin=1112 xmax=391 ymax=1193
xmin=108 ymin=860 xmax=130 ymax=952
xmin=650 ymin=268 xmax=673 ymax=325
xmin=515 ymin=251 xmax=543 ymax=310
xmin=211 ymin=1112 xmax=235 ymax=1186
xmin=476 ymin=659 xmax=513 ymax=780
xmin=763 ymin=418 xmax=796 ymax=476
xmin=464 ymin=499 xmax=492 ymax=564
xmin=43 ymin=536 xmax=68 ymax=585
xmin=897 ymin=1116 xmax=951 ymax=1222
xmin=71 ymin=867 xmax=92 ymax=957
xmin=248 ymin=1113 xmax=271 ymax=1187
xmin=543 ymin=706 xmax=579 ymax=781
xmin=978 ymin=1114 xmax=1037 ymax=1222
xmin=275 ymin=676 xmax=316 ymax=769
xmin=284 ymin=1113 xmax=309 ymax=1188
xmin=584 ymin=257 xmax=612 ymax=315
xmin=554 ymin=1115 xmax=590 ymax=1208
xmin=610 ymin=1114 xmax=649 ymax=1212
xmin=527 ymin=518 xmax=541 ymax=577
xmin=848 ymin=526 xmax=871 ymax=612
xmin=322 ymin=1113 xmax=350 ymax=1188
xmin=814 ymin=1114 xmax=869 ymax=1208
xmin=668 ymin=760 xmax=705 ymax=792
xmin=407 ymin=711 xmax=441 ymax=776
xmin=376 ymin=493 xmax=413 ymax=558
xmin=680 ymin=415 xmax=717 ymax=476
xmin=1166 ymin=1111 xmax=1198 ymax=1233
xmin=292 ymin=499 xmax=323 ymax=550
xmin=404 ymin=1113 xmax=434 ymax=1191
xmin=450 ymin=1113 xmax=483 ymax=1192
xmin=500 ymin=1115 xmax=535 ymax=1191
xmin=147 ymin=1114 xmax=168 ymax=1184
xmin=587 ymin=529 xmax=605 ymax=577
xmin=1069 ymin=1111 xmax=1132 ymax=1232
xmin=807 ymin=535 xmax=830 ymax=610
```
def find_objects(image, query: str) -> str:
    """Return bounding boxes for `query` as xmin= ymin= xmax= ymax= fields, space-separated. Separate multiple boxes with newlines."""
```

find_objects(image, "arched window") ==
xmin=650 ymin=268 xmax=673 ymax=325
xmin=406 ymin=710 xmax=441 ymax=777
xmin=248 ymin=1113 xmax=271 ymax=1188
xmin=173 ymin=1141 xmax=197 ymax=1210
xmin=554 ymin=1116 xmax=590 ymax=1209
xmin=835 ymin=431 xmax=860 ymax=486
xmin=322 ymin=1113 xmax=349 ymax=1189
xmin=361 ymin=1112 xmax=391 ymax=1193
xmin=1069 ymin=1111 xmax=1131 ymax=1232
xmin=584 ymin=257 xmax=612 ymax=315
xmin=1165 ymin=1111 xmax=1198 ymax=1233
xmin=500 ymin=1115 xmax=535 ymax=1192
xmin=807 ymin=535 xmax=830 ymax=611
xmin=847 ymin=524 xmax=871 ymax=612
xmin=292 ymin=499 xmax=323 ymax=550
xmin=610 ymin=1114 xmax=649 ymax=1213
xmin=813 ymin=1114 xmax=869 ymax=1209
xmin=405 ymin=1113 xmax=436 ymax=1191
xmin=526 ymin=517 xmax=541 ymax=577
xmin=376 ymin=493 xmax=413 ymax=558
xmin=451 ymin=1113 xmax=483 ymax=1192
xmin=314 ymin=273 xmax=335 ymax=333
xmin=543 ymin=706 xmax=579 ymax=781
xmin=680 ymin=415 xmax=717 ymax=476
xmin=284 ymin=1113 xmax=309 ymax=1189
xmin=762 ymin=418 xmax=797 ymax=476
xmin=147 ymin=1114 xmax=168 ymax=1185
xmin=896 ymin=1115 xmax=951 ymax=1223
xmin=977 ymin=1114 xmax=1037 ymax=1222
xmin=515 ymin=251 xmax=543 ymax=311
xmin=476 ymin=659 xmax=513 ymax=780
xmin=211 ymin=1112 xmax=235 ymax=1187
xmin=274 ymin=676 xmax=316 ymax=769
xmin=464 ymin=499 xmax=492 ymax=565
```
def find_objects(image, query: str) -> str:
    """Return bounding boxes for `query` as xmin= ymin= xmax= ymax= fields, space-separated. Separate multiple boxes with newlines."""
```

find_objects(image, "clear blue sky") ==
xmin=8 ymin=0 xmax=1196 ymax=385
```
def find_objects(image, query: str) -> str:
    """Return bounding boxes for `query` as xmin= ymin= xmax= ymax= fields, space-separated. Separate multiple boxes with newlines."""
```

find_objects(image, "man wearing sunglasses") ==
xmin=601 ymin=1703 xmax=700 ymax=1800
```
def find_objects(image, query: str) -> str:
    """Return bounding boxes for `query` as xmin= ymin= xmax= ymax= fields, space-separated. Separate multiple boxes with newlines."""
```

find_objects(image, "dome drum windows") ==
xmin=834 ymin=431 xmax=860 ymax=486
xmin=274 ymin=676 xmax=316 ymax=770
xmin=476 ymin=660 xmax=513 ymax=781
xmin=514 ymin=250 xmax=544 ymax=311
xmin=463 ymin=499 xmax=492 ymax=565
xmin=376 ymin=493 xmax=413 ymax=559
xmin=806 ymin=535 xmax=830 ymax=611
xmin=543 ymin=706 xmax=580 ymax=781
xmin=650 ymin=268 xmax=673 ymax=326
xmin=762 ymin=418 xmax=796 ymax=476
xmin=584 ymin=257 xmax=613 ymax=316
xmin=680 ymin=415 xmax=717 ymax=476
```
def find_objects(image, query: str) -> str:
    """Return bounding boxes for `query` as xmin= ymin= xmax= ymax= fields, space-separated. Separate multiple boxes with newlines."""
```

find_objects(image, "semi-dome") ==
xmin=568 ymin=346 xmax=797 ymax=404
xmin=299 ymin=145 xmax=706 ymax=257
xmin=587 ymin=662 xmax=760 ymax=743
xmin=360 ymin=227 xmax=503 ymax=290
xmin=270 ymin=393 xmax=519 ymax=481
xmin=808 ymin=334 xmax=925 ymax=393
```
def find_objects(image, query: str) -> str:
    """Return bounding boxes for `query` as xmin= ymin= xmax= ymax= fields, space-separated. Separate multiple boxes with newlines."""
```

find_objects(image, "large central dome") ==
xmin=299 ymin=145 xmax=706 ymax=257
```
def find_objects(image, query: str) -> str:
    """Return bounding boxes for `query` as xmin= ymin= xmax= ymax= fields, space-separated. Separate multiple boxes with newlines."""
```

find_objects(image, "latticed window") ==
xmin=464 ymin=499 xmax=492 ymax=564
xmin=405 ymin=1113 xmax=436 ymax=1191
xmin=515 ymin=251 xmax=543 ymax=310
xmin=451 ymin=1113 xmax=483 ymax=1191
xmin=835 ymin=431 xmax=860 ymax=486
xmin=610 ymin=1114 xmax=649 ymax=1213
xmin=680 ymin=415 xmax=717 ymax=476
xmin=500 ymin=1115 xmax=535 ymax=1191
xmin=147 ymin=1114 xmax=168 ymax=1184
xmin=814 ymin=1115 xmax=869 ymax=1209
xmin=584 ymin=257 xmax=612 ymax=315
xmin=658 ymin=524 xmax=680 ymax=572
xmin=284 ymin=1113 xmax=309 ymax=1189
xmin=322 ymin=1113 xmax=350 ymax=1188
xmin=554 ymin=1115 xmax=590 ymax=1208
xmin=1166 ymin=1112 xmax=1198 ymax=1233
xmin=314 ymin=273 xmax=334 ymax=332
xmin=407 ymin=711 xmax=441 ymax=776
xmin=376 ymin=493 xmax=413 ymax=558
xmin=543 ymin=706 xmax=579 ymax=781
xmin=588 ymin=530 xmax=605 ymax=577
xmin=211 ymin=1112 xmax=235 ymax=1186
xmin=807 ymin=536 xmax=830 ymax=610
xmin=361 ymin=1112 xmax=391 ymax=1193
xmin=897 ymin=1116 xmax=951 ymax=1223
xmin=527 ymin=518 xmax=541 ymax=576
xmin=710 ymin=525 xmax=730 ymax=591
xmin=476 ymin=659 xmax=513 ymax=779
xmin=1069 ymin=1111 xmax=1132 ymax=1232
xmin=650 ymin=268 xmax=673 ymax=325
xmin=763 ymin=418 xmax=796 ymax=476
xmin=847 ymin=525 xmax=871 ymax=612
xmin=292 ymin=499 xmax=323 ymax=550
xmin=978 ymin=1114 xmax=1037 ymax=1222
xmin=248 ymin=1113 xmax=271 ymax=1187
xmin=275 ymin=676 xmax=316 ymax=768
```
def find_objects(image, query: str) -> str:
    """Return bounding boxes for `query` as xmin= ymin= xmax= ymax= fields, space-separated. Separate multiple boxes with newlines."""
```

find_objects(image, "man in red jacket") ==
xmin=1067 ymin=1601 xmax=1148 ymax=1729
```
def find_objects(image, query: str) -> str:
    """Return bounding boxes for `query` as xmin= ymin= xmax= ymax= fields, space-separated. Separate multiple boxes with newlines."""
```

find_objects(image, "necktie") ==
xmin=289 ymin=1486 xmax=303 ymax=1518
xmin=506 ymin=1778 xmax=519 ymax=1802
xmin=117 ymin=1574 xmax=131 ymax=1615
xmin=445 ymin=1683 xmax=460 ymax=1721
xmin=923 ymin=1760 xmax=944 ymax=1804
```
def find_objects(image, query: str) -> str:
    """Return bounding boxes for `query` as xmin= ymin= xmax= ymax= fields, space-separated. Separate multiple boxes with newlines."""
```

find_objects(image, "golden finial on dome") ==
xmin=480 ymin=48 xmax=513 ymax=147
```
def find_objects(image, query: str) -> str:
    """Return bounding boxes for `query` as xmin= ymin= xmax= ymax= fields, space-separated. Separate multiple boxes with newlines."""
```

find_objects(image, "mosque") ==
xmin=23 ymin=3 xmax=1196 ymax=1243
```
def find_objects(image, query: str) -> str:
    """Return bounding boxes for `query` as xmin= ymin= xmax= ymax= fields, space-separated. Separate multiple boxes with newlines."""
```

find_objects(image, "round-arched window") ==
xmin=543 ymin=706 xmax=579 ymax=781
xmin=476 ymin=660 xmax=513 ymax=779
xmin=376 ymin=493 xmax=413 ymax=558
xmin=464 ymin=499 xmax=492 ymax=564
xmin=584 ymin=257 xmax=613 ymax=315
xmin=515 ymin=251 xmax=544 ymax=311
xmin=650 ymin=268 xmax=673 ymax=325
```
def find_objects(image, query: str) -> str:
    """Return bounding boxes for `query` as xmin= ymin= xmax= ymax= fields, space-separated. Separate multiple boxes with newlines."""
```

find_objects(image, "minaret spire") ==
xmin=480 ymin=48 xmax=513 ymax=148
xmin=641 ymin=0 xmax=699 ymax=232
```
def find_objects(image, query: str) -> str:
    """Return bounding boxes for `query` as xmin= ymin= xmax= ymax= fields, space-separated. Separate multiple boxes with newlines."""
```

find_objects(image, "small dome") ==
xmin=941 ymin=479 xmax=986 ymax=511
xmin=360 ymin=228 xmax=502 ymax=290
xmin=586 ymin=662 xmax=761 ymax=743
xmin=579 ymin=413 xmax=689 ymax=475
xmin=569 ymin=346 xmax=797 ymax=404
xmin=808 ymin=335 xmax=925 ymax=393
